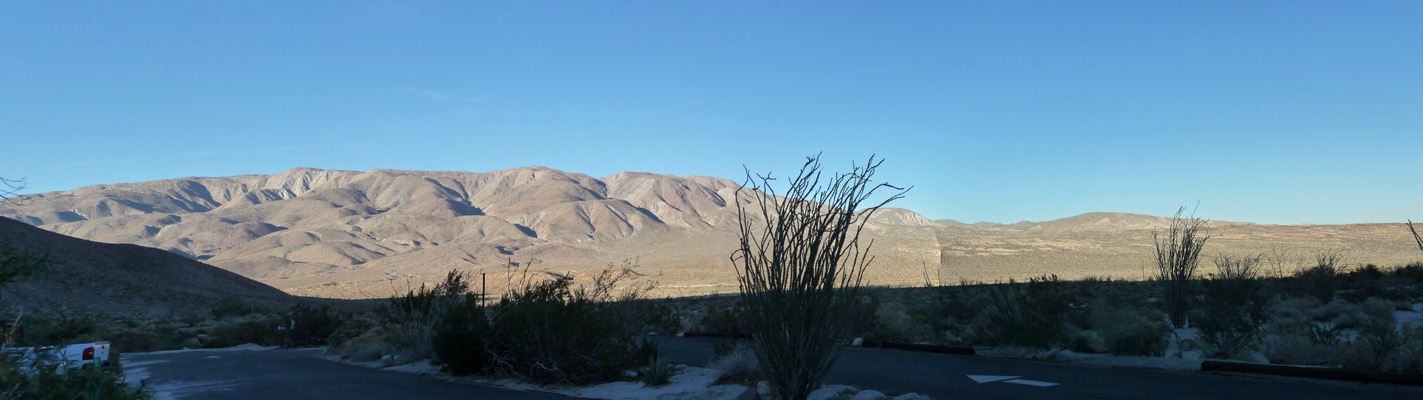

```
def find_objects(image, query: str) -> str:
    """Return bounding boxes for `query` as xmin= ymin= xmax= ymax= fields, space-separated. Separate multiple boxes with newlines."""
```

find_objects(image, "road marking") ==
xmin=967 ymin=375 xmax=1059 ymax=387
xmin=967 ymin=375 xmax=1021 ymax=383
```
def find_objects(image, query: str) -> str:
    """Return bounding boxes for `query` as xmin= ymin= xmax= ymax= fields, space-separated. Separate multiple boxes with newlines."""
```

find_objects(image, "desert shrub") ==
xmin=1293 ymin=251 xmax=1345 ymax=302
xmin=105 ymin=328 xmax=182 ymax=353
xmin=1380 ymin=325 xmax=1423 ymax=374
xmin=1153 ymin=208 xmax=1210 ymax=327
xmin=28 ymin=360 xmax=152 ymax=400
xmin=374 ymin=271 xmax=472 ymax=361
xmin=1395 ymin=262 xmax=1423 ymax=283
xmin=1070 ymin=330 xmax=1105 ymax=353
xmin=431 ymin=295 xmax=488 ymax=376
xmin=15 ymin=315 xmax=101 ymax=347
xmin=326 ymin=316 xmax=375 ymax=350
xmin=709 ymin=340 xmax=761 ymax=385
xmin=284 ymin=303 xmax=345 ymax=347
xmin=1195 ymin=254 xmax=1269 ymax=358
xmin=695 ymin=304 xmax=747 ymax=336
xmin=1091 ymin=299 xmax=1168 ymax=356
xmin=204 ymin=317 xmax=283 ymax=348
xmin=330 ymin=326 xmax=392 ymax=362
xmin=211 ymin=296 xmax=257 ymax=319
xmin=869 ymin=301 xmax=933 ymax=343
xmin=1337 ymin=298 xmax=1402 ymax=371
xmin=973 ymin=275 xmax=1070 ymax=349
xmin=484 ymin=269 xmax=650 ymax=385
xmin=1262 ymin=297 xmax=1341 ymax=365
xmin=640 ymin=355 xmax=675 ymax=387
xmin=638 ymin=302 xmax=683 ymax=336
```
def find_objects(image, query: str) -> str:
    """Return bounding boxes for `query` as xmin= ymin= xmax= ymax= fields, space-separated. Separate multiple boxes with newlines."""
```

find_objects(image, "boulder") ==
xmin=851 ymin=390 xmax=889 ymax=400
xmin=891 ymin=393 xmax=930 ymax=400
xmin=808 ymin=385 xmax=851 ymax=400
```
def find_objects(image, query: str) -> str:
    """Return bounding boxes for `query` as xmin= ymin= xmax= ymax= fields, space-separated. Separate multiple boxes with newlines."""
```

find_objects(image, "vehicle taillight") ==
xmin=82 ymin=347 xmax=94 ymax=361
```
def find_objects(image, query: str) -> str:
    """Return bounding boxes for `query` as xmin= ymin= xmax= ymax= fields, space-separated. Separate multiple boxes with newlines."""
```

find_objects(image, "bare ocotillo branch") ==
xmin=731 ymin=154 xmax=910 ymax=400
xmin=1154 ymin=207 xmax=1210 ymax=327
xmin=1410 ymin=220 xmax=1423 ymax=253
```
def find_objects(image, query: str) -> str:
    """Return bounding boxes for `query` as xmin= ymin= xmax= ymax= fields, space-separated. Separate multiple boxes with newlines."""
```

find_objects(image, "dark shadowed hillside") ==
xmin=0 ymin=216 xmax=291 ymax=314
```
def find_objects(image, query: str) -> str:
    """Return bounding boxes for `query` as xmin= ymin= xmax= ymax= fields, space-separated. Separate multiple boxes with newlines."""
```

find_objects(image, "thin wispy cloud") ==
xmin=406 ymin=88 xmax=498 ymax=102
xmin=182 ymin=146 xmax=318 ymax=157
xmin=58 ymin=158 xmax=148 ymax=167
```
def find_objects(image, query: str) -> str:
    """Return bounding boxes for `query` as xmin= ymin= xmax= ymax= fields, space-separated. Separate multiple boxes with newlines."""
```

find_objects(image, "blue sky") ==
xmin=2 ymin=1 xmax=1420 ymax=224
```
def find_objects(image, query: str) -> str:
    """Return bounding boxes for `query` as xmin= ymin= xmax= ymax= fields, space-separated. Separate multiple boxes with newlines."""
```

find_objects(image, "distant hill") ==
xmin=0 ymin=167 xmax=768 ymax=298
xmin=0 ymin=216 xmax=291 ymax=314
xmin=956 ymin=212 xmax=1252 ymax=231
xmin=7 ymin=167 xmax=1398 ymax=301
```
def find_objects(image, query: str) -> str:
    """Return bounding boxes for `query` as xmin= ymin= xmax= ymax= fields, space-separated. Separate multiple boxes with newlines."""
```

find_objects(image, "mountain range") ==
xmin=2 ymin=167 xmax=1416 ymax=300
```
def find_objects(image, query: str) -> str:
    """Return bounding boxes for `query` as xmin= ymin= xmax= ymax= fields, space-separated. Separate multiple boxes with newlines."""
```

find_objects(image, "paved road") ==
xmin=123 ymin=341 xmax=1423 ymax=399
xmin=657 ymin=337 xmax=1423 ymax=400
xmin=123 ymin=347 xmax=571 ymax=400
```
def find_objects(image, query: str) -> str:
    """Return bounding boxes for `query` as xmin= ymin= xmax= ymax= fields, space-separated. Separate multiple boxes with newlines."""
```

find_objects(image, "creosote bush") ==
xmin=1196 ymin=254 xmax=1269 ymax=358
xmin=1090 ymin=299 xmax=1168 ymax=356
xmin=485 ymin=268 xmax=651 ymax=385
xmin=394 ymin=263 xmax=667 ymax=385
xmin=973 ymin=275 xmax=1070 ymax=349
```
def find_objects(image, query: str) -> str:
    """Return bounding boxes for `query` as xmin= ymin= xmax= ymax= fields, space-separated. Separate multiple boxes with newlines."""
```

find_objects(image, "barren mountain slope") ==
xmin=4 ymin=168 xmax=1415 ymax=300
xmin=0 ymin=167 xmax=790 ymax=298
xmin=0 ymin=216 xmax=291 ymax=314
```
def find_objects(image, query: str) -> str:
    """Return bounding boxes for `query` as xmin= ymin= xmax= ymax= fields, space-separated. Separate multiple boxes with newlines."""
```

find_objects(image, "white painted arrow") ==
xmin=967 ymin=375 xmax=1020 ymax=383
xmin=1005 ymin=379 xmax=1058 ymax=387
xmin=967 ymin=375 xmax=1059 ymax=387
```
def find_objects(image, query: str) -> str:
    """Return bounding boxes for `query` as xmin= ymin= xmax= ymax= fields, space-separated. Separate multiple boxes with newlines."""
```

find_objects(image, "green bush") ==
xmin=284 ymin=303 xmax=345 ymax=347
xmin=211 ymin=296 xmax=259 ymax=319
xmin=431 ymin=296 xmax=488 ymax=376
xmin=640 ymin=355 xmax=675 ymax=387
xmin=15 ymin=316 xmax=101 ymax=347
xmin=1293 ymin=252 xmax=1345 ymax=302
xmin=695 ymin=304 xmax=747 ymax=336
xmin=1338 ymin=298 xmax=1402 ymax=371
xmin=973 ymin=275 xmax=1070 ymax=348
xmin=869 ymin=301 xmax=933 ymax=343
xmin=0 ymin=345 xmax=151 ymax=400
xmin=327 ymin=317 xmax=375 ymax=350
xmin=485 ymin=274 xmax=645 ymax=385
xmin=708 ymin=340 xmax=760 ymax=385
xmin=1196 ymin=255 xmax=1269 ymax=358
xmin=375 ymin=271 xmax=472 ymax=361
xmin=1091 ymin=299 xmax=1168 ymax=356
xmin=1262 ymin=297 xmax=1341 ymax=365
xmin=205 ymin=317 xmax=283 ymax=348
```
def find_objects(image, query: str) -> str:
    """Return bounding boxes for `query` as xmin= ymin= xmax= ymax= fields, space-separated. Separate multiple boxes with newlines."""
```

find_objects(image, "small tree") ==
xmin=1154 ymin=207 xmax=1209 ymax=327
xmin=732 ymin=154 xmax=908 ymax=400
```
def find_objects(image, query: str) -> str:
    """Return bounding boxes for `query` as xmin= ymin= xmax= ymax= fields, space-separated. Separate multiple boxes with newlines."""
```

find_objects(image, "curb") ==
xmin=678 ymin=333 xmax=975 ymax=356
xmin=1201 ymin=360 xmax=1423 ymax=386
xmin=857 ymin=340 xmax=976 ymax=356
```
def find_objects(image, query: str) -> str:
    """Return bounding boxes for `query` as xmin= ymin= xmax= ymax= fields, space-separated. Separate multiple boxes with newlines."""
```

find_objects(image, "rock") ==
xmin=757 ymin=381 xmax=774 ymax=400
xmin=851 ymin=390 xmax=889 ymax=400
xmin=1034 ymin=349 xmax=1059 ymax=360
xmin=1054 ymin=349 xmax=1077 ymax=361
xmin=622 ymin=369 xmax=639 ymax=378
xmin=733 ymin=386 xmax=759 ymax=400
xmin=179 ymin=338 xmax=202 ymax=349
xmin=851 ymin=337 xmax=864 ymax=347
xmin=808 ymin=385 xmax=850 ymax=400
xmin=892 ymin=393 xmax=929 ymax=400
